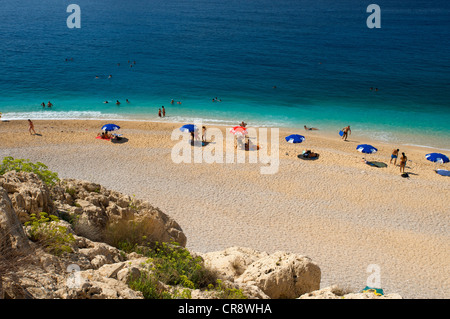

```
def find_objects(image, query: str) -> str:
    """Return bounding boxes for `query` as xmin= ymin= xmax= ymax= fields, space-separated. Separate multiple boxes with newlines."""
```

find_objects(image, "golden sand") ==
xmin=0 ymin=119 xmax=449 ymax=298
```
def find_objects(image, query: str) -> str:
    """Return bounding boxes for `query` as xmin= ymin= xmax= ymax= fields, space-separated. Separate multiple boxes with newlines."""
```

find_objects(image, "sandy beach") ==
xmin=0 ymin=119 xmax=448 ymax=299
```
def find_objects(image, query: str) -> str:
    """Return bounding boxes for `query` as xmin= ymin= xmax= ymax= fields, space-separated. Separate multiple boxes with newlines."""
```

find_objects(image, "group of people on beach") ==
xmin=390 ymin=149 xmax=408 ymax=173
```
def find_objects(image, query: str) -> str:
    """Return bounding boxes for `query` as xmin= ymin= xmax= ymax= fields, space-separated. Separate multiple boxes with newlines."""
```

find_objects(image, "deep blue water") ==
xmin=0 ymin=0 xmax=449 ymax=149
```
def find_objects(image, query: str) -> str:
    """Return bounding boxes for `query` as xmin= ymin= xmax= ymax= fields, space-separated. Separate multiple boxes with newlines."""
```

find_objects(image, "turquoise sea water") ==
xmin=0 ymin=0 xmax=449 ymax=150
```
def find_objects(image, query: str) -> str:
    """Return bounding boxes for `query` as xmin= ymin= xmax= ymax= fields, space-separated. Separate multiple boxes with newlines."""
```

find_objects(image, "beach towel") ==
xmin=96 ymin=136 xmax=110 ymax=140
xmin=436 ymin=169 xmax=450 ymax=177
xmin=365 ymin=161 xmax=387 ymax=168
xmin=361 ymin=286 xmax=384 ymax=296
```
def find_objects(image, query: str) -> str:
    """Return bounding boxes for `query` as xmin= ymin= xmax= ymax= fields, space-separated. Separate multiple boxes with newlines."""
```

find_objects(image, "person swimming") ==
xmin=116 ymin=100 xmax=121 ymax=105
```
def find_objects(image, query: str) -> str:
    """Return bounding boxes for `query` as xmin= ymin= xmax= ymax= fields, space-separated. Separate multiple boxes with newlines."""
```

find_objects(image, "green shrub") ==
xmin=124 ymin=241 xmax=246 ymax=299
xmin=0 ymin=156 xmax=59 ymax=186
xmin=144 ymin=241 xmax=214 ymax=289
xmin=25 ymin=212 xmax=75 ymax=256
xmin=128 ymin=271 xmax=173 ymax=299
xmin=207 ymin=279 xmax=248 ymax=299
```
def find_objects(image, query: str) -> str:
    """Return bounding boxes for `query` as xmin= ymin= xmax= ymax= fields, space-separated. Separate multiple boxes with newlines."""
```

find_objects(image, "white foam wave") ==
xmin=1 ymin=111 xmax=123 ymax=121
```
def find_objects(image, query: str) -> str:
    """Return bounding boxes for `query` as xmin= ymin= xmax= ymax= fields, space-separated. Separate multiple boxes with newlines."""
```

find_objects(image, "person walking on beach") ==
xmin=399 ymin=152 xmax=407 ymax=173
xmin=28 ymin=119 xmax=36 ymax=135
xmin=342 ymin=125 xmax=351 ymax=141
xmin=162 ymin=106 xmax=166 ymax=117
xmin=390 ymin=149 xmax=399 ymax=165
xmin=158 ymin=108 xmax=161 ymax=117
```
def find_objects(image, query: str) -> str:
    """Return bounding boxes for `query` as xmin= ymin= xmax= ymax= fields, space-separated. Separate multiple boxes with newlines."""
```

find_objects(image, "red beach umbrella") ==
xmin=230 ymin=126 xmax=248 ymax=136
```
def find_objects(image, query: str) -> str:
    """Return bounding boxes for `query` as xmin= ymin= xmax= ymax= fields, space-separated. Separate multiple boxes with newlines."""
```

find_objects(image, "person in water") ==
xmin=41 ymin=102 xmax=45 ymax=108
xmin=47 ymin=101 xmax=53 ymax=108
xmin=116 ymin=100 xmax=121 ymax=105
xmin=162 ymin=106 xmax=166 ymax=117
xmin=158 ymin=108 xmax=161 ymax=117
xmin=304 ymin=125 xmax=318 ymax=131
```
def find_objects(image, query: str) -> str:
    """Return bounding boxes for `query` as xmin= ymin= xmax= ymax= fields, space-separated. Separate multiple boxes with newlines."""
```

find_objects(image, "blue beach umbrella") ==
xmin=425 ymin=153 xmax=449 ymax=164
xmin=179 ymin=124 xmax=197 ymax=133
xmin=285 ymin=134 xmax=305 ymax=144
xmin=356 ymin=144 xmax=378 ymax=154
xmin=101 ymin=123 xmax=120 ymax=132
xmin=426 ymin=152 xmax=449 ymax=170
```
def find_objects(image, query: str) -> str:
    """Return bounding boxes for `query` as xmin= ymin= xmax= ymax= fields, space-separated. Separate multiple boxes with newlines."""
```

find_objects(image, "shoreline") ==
xmin=2 ymin=117 xmax=449 ymax=153
xmin=1 ymin=119 xmax=449 ymax=299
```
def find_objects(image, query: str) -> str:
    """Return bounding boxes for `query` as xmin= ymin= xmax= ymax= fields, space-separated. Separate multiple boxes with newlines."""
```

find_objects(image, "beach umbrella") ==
xmin=230 ymin=126 xmax=248 ymax=136
xmin=426 ymin=153 xmax=449 ymax=170
xmin=425 ymin=153 xmax=449 ymax=164
xmin=179 ymin=124 xmax=197 ymax=133
xmin=285 ymin=134 xmax=305 ymax=144
xmin=356 ymin=144 xmax=378 ymax=154
xmin=101 ymin=123 xmax=120 ymax=132
xmin=357 ymin=144 xmax=378 ymax=162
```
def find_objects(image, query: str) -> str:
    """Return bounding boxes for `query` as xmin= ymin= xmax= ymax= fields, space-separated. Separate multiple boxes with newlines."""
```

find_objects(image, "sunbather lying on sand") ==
xmin=302 ymin=150 xmax=319 ymax=158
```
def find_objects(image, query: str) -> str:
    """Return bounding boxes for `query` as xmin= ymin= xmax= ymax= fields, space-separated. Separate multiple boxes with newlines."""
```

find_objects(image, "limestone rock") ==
xmin=236 ymin=251 xmax=321 ymax=299
xmin=298 ymin=285 xmax=402 ymax=299
xmin=0 ymin=187 xmax=30 ymax=253
xmin=201 ymin=247 xmax=269 ymax=281
xmin=0 ymin=171 xmax=54 ymax=222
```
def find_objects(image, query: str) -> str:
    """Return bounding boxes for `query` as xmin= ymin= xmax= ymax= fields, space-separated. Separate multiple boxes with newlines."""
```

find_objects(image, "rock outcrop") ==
xmin=0 ymin=170 xmax=401 ymax=299
xmin=1 ymin=172 xmax=186 ymax=247
xmin=298 ymin=285 xmax=402 ymax=299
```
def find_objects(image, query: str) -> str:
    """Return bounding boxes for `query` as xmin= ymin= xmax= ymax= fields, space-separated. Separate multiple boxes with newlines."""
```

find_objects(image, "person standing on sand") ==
xmin=28 ymin=119 xmax=36 ymax=135
xmin=342 ymin=125 xmax=351 ymax=141
xmin=399 ymin=152 xmax=407 ymax=173
xmin=390 ymin=149 xmax=399 ymax=165
xmin=202 ymin=126 xmax=207 ymax=142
